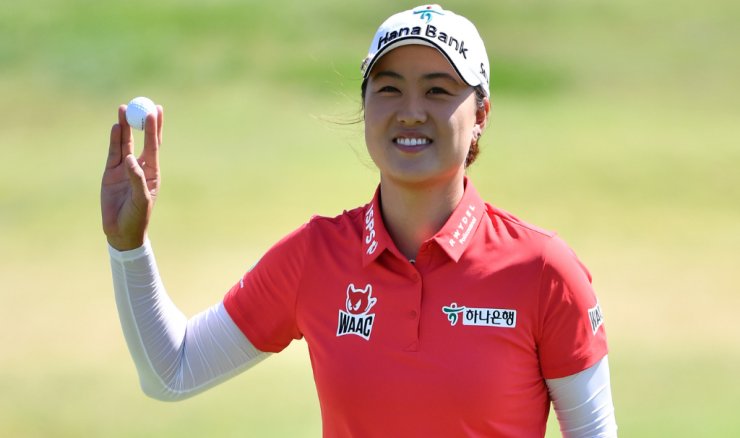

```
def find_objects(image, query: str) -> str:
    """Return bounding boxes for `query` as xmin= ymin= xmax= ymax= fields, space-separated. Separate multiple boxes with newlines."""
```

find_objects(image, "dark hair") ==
xmin=360 ymin=78 xmax=487 ymax=168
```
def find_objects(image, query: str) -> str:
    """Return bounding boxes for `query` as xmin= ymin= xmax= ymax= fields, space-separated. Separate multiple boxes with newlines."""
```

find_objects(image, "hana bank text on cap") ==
xmin=361 ymin=4 xmax=491 ymax=97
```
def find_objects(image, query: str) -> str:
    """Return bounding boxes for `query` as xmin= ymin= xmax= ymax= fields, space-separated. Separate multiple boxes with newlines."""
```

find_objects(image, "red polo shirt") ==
xmin=224 ymin=176 xmax=608 ymax=438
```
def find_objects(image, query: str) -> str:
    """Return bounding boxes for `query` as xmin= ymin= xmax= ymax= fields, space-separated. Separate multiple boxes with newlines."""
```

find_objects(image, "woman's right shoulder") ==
xmin=262 ymin=205 xmax=369 ymax=261
xmin=303 ymin=204 xmax=368 ymax=243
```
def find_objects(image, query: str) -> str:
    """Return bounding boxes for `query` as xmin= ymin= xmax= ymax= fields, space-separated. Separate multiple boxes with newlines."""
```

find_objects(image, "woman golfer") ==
xmin=102 ymin=5 xmax=617 ymax=437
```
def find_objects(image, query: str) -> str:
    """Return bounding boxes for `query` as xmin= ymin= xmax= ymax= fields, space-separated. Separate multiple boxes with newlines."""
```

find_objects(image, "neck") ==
xmin=379 ymin=171 xmax=466 ymax=261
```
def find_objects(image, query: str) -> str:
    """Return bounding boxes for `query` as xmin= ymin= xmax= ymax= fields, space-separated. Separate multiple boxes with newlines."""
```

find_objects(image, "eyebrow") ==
xmin=372 ymin=70 xmax=403 ymax=80
xmin=421 ymin=72 xmax=461 ymax=84
xmin=372 ymin=70 xmax=461 ymax=85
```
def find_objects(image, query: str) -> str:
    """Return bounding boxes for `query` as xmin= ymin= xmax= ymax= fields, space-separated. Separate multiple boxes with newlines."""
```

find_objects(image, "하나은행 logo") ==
xmin=337 ymin=284 xmax=377 ymax=340
xmin=442 ymin=303 xmax=517 ymax=328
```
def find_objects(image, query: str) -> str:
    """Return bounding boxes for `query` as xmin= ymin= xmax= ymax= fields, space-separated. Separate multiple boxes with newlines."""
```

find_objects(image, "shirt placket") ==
xmin=402 ymin=242 xmax=435 ymax=352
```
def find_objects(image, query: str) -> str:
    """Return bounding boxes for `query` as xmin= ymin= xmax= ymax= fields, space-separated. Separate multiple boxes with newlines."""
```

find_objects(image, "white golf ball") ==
xmin=125 ymin=97 xmax=157 ymax=131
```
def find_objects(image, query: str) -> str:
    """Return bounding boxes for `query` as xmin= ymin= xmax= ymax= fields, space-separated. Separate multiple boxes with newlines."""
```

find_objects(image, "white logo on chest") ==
xmin=337 ymin=284 xmax=377 ymax=340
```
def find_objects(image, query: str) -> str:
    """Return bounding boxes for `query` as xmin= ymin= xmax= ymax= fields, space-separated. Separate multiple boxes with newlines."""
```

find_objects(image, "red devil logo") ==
xmin=346 ymin=284 xmax=377 ymax=315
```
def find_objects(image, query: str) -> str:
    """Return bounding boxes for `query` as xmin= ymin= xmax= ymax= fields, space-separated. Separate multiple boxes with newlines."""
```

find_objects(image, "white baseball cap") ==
xmin=361 ymin=4 xmax=491 ymax=97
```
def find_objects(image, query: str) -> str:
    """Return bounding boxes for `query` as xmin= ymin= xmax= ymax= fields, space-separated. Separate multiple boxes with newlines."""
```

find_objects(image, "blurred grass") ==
xmin=1 ymin=0 xmax=739 ymax=437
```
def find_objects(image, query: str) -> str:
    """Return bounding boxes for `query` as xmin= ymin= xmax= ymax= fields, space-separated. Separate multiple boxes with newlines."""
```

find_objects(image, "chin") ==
xmin=381 ymin=161 xmax=463 ymax=187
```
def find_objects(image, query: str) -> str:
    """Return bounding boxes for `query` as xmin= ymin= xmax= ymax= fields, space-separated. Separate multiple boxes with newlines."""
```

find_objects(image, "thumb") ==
xmin=124 ymin=154 xmax=151 ymax=204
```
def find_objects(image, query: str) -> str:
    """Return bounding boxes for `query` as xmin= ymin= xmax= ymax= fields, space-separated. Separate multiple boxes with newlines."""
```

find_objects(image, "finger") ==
xmin=118 ymin=105 xmax=134 ymax=157
xmin=106 ymin=123 xmax=122 ymax=169
xmin=124 ymin=154 xmax=151 ymax=206
xmin=139 ymin=112 xmax=159 ymax=169
xmin=156 ymin=105 xmax=163 ymax=146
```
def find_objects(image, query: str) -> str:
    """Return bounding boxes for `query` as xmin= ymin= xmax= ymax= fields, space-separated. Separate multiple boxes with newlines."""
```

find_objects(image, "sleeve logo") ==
xmin=337 ymin=284 xmax=377 ymax=340
xmin=442 ymin=303 xmax=516 ymax=328
xmin=588 ymin=301 xmax=604 ymax=335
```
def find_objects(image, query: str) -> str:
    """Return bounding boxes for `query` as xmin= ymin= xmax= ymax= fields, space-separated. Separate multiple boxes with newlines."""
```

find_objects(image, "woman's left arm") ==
xmin=545 ymin=355 xmax=618 ymax=438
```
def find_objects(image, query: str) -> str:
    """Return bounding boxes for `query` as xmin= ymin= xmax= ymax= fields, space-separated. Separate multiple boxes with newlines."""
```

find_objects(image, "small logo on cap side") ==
xmin=480 ymin=63 xmax=489 ymax=83
xmin=360 ymin=55 xmax=373 ymax=74
xmin=413 ymin=6 xmax=443 ymax=23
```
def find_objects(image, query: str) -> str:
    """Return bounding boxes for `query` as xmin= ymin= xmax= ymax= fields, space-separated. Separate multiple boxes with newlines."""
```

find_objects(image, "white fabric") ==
xmin=108 ymin=238 xmax=618 ymax=438
xmin=109 ymin=238 xmax=270 ymax=401
xmin=362 ymin=4 xmax=491 ymax=96
xmin=546 ymin=356 xmax=618 ymax=437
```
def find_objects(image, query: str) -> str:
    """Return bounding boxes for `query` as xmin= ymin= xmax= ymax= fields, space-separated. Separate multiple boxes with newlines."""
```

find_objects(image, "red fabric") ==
xmin=224 ymin=176 xmax=608 ymax=438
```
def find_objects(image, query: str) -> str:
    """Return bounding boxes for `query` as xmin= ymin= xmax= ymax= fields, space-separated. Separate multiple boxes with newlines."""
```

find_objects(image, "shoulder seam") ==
xmin=535 ymin=234 xmax=558 ymax=344
xmin=487 ymin=207 xmax=555 ymax=238
xmin=308 ymin=206 xmax=365 ymax=225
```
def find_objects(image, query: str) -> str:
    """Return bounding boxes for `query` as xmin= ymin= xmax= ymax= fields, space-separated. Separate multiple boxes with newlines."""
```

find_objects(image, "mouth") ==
xmin=393 ymin=137 xmax=431 ymax=146
xmin=392 ymin=135 xmax=433 ymax=152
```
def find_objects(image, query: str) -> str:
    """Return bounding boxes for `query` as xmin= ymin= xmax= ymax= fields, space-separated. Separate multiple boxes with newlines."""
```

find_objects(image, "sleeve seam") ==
xmin=225 ymin=299 xmax=284 ymax=352
xmin=293 ymin=221 xmax=313 ymax=338
xmin=535 ymin=235 xmax=555 ymax=344
xmin=541 ymin=339 xmax=609 ymax=378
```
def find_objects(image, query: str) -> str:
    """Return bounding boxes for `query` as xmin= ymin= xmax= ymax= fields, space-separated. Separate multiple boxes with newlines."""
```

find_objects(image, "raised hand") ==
xmin=101 ymin=104 xmax=163 ymax=251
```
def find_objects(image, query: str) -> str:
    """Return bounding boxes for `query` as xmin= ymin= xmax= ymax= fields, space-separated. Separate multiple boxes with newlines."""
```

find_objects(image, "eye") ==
xmin=427 ymin=87 xmax=450 ymax=95
xmin=377 ymin=85 xmax=399 ymax=93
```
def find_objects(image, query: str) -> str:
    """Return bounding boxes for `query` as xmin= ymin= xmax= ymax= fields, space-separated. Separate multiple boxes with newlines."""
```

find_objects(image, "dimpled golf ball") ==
xmin=125 ymin=97 xmax=157 ymax=131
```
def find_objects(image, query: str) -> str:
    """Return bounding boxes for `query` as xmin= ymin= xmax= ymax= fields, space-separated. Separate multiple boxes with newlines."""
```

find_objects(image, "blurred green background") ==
xmin=1 ymin=0 xmax=738 ymax=436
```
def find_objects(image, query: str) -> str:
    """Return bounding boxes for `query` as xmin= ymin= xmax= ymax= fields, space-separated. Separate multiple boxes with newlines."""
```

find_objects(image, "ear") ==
xmin=473 ymin=96 xmax=491 ymax=137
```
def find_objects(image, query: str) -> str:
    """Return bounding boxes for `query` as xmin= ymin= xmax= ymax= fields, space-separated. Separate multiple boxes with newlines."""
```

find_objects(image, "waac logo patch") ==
xmin=337 ymin=284 xmax=377 ymax=340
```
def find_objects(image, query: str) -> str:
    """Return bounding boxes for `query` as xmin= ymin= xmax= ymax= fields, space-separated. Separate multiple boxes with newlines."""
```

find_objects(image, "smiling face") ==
xmin=364 ymin=45 xmax=488 ymax=187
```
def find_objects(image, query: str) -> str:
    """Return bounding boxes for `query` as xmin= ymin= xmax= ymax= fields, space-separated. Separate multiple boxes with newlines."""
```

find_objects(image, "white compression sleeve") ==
xmin=545 ymin=355 xmax=618 ymax=438
xmin=109 ymin=238 xmax=270 ymax=401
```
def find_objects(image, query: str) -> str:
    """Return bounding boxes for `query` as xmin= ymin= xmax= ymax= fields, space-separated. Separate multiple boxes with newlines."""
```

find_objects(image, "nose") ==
xmin=396 ymin=94 xmax=427 ymax=126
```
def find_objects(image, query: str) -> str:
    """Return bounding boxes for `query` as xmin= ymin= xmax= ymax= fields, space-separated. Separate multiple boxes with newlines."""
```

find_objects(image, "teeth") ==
xmin=396 ymin=138 xmax=429 ymax=146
